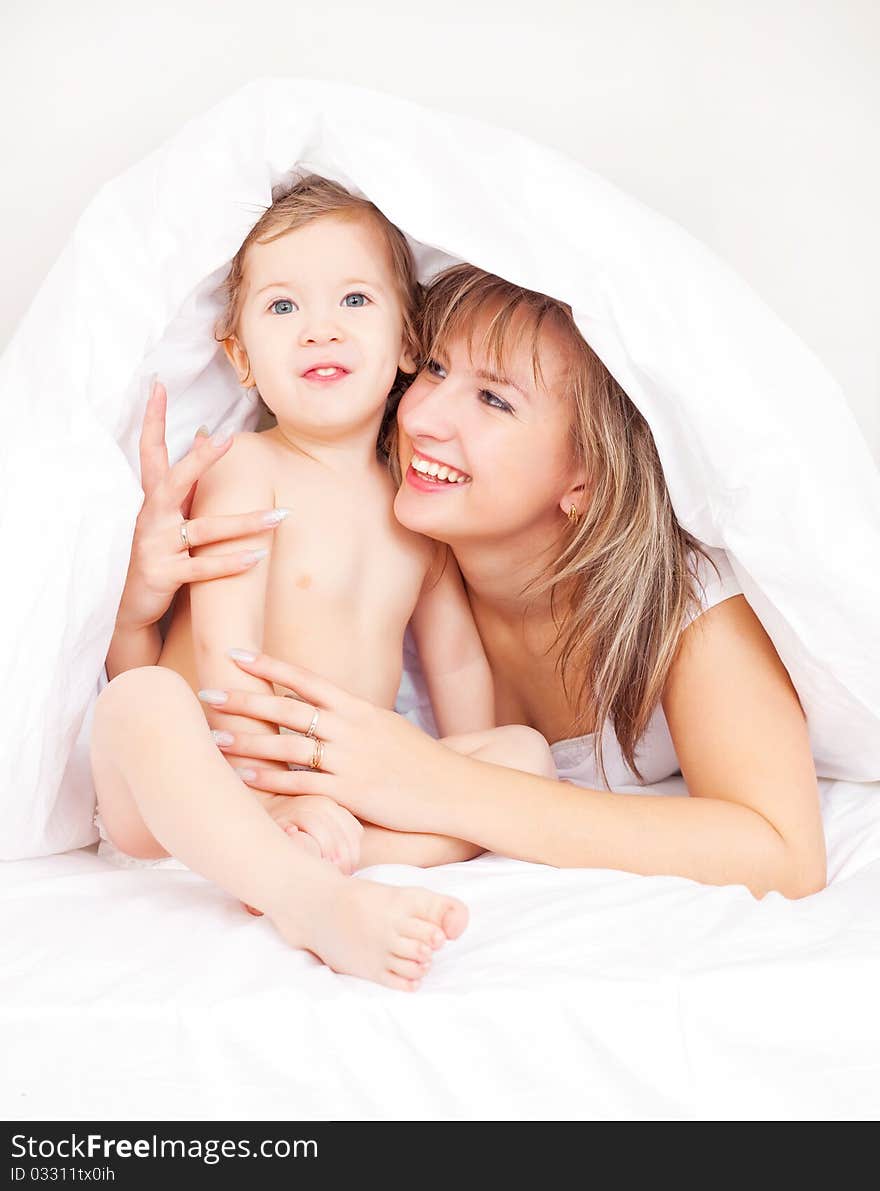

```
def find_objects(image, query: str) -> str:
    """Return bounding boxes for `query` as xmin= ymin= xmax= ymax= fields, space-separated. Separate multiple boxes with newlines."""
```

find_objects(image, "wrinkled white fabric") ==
xmin=2 ymin=774 xmax=880 ymax=1120
xmin=1 ymin=78 xmax=878 ymax=857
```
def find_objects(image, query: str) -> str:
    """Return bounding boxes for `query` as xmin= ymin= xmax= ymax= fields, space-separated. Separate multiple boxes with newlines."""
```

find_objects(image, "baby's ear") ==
xmin=222 ymin=336 xmax=256 ymax=387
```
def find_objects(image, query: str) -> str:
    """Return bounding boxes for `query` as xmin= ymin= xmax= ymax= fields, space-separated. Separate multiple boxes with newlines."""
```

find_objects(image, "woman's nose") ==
xmin=398 ymin=376 xmax=460 ymax=441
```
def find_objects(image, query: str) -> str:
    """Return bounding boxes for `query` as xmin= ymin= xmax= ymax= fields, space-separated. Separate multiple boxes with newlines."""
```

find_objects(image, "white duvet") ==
xmin=2 ymin=78 xmax=880 ymax=1122
xmin=2 ymin=774 xmax=879 ymax=1121
xmin=0 ymin=77 xmax=878 ymax=858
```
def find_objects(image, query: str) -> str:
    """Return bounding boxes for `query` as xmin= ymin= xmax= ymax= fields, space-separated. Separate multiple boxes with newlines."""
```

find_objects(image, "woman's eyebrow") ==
xmin=474 ymin=368 xmax=529 ymax=399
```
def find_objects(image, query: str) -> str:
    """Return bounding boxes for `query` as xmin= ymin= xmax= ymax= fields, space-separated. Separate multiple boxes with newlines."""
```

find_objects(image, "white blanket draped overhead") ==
xmin=1 ymin=78 xmax=878 ymax=857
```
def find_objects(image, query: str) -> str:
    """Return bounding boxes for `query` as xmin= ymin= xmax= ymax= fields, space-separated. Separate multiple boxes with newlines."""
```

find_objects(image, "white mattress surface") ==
xmin=3 ymin=776 xmax=879 ymax=1121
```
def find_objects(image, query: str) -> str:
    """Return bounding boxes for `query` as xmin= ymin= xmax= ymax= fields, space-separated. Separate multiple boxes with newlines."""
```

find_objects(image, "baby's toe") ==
xmin=408 ymin=890 xmax=469 ymax=941
xmin=392 ymin=934 xmax=434 ymax=964
xmin=388 ymin=954 xmax=430 ymax=981
xmin=401 ymin=915 xmax=446 ymax=950
xmin=440 ymin=897 xmax=469 ymax=941
xmin=381 ymin=971 xmax=421 ymax=993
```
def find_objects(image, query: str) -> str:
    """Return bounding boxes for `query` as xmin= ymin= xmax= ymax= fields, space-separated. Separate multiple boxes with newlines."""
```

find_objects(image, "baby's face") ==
xmin=226 ymin=213 xmax=413 ymax=437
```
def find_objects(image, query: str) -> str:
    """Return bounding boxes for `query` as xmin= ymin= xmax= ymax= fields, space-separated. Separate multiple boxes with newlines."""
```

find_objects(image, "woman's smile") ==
xmin=408 ymin=450 xmax=472 ymax=486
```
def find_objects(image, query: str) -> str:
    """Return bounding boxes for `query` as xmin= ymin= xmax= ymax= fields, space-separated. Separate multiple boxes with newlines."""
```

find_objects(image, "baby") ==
xmin=93 ymin=175 xmax=556 ymax=990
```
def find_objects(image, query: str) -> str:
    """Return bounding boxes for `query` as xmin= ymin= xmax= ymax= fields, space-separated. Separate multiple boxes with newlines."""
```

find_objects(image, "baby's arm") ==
xmin=409 ymin=546 xmax=495 ymax=737
xmin=188 ymin=436 xmax=286 ymax=774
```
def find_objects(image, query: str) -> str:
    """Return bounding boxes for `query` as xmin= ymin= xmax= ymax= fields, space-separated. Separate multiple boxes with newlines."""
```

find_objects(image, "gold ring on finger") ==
xmin=180 ymin=520 xmax=191 ymax=550
xmin=305 ymin=707 xmax=320 ymax=739
xmin=309 ymin=738 xmax=324 ymax=770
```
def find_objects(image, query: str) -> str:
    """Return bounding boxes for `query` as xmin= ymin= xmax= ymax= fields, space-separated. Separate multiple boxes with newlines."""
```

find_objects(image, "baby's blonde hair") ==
xmin=390 ymin=263 xmax=711 ymax=784
xmin=216 ymin=174 xmax=423 ymax=413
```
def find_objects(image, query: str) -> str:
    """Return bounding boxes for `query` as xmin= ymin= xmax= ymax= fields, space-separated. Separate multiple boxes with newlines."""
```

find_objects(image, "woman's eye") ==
xmin=480 ymin=390 xmax=513 ymax=413
xmin=342 ymin=293 xmax=370 ymax=307
xmin=270 ymin=299 xmax=295 ymax=315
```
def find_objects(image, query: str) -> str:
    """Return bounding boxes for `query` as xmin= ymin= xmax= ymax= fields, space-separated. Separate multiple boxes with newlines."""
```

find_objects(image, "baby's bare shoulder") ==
xmin=191 ymin=431 xmax=281 ymax=514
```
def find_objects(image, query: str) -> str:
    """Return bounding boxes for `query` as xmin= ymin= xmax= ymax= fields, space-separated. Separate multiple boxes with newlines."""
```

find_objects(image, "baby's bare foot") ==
xmin=272 ymin=877 xmax=468 ymax=991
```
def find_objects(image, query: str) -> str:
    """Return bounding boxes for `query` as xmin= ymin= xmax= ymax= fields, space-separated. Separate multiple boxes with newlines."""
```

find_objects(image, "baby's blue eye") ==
xmin=425 ymin=358 xmax=447 ymax=378
xmin=270 ymin=299 xmax=295 ymax=315
xmin=342 ymin=293 xmax=369 ymax=307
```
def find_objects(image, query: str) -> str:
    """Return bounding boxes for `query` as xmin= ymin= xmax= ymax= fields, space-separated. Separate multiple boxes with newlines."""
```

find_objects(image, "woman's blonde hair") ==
xmin=215 ymin=174 xmax=422 ymax=413
xmin=391 ymin=263 xmax=712 ymax=784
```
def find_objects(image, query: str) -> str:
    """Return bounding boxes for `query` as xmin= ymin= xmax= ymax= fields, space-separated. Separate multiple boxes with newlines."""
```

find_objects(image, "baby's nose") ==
xmin=299 ymin=313 xmax=343 ymax=345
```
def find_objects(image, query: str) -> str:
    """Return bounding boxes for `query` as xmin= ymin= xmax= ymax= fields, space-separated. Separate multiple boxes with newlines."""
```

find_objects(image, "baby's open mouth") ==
xmin=409 ymin=453 xmax=471 ymax=485
xmin=302 ymin=365 xmax=350 ymax=381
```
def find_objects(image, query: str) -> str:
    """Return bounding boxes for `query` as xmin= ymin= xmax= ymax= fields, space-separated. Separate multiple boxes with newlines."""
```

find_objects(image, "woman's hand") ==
xmin=209 ymin=649 xmax=460 ymax=835
xmin=115 ymin=380 xmax=288 ymax=635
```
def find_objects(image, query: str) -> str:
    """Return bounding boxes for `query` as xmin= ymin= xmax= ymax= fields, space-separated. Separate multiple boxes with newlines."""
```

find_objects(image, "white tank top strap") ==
xmin=683 ymin=544 xmax=743 ymax=628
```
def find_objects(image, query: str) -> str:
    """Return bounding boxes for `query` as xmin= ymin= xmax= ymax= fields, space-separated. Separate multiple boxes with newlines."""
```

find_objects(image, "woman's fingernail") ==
xmin=198 ymin=689 xmax=228 ymax=705
xmin=195 ymin=424 xmax=210 ymax=438
xmin=243 ymin=549 xmax=268 ymax=565
xmin=227 ymin=648 xmax=257 ymax=662
xmin=235 ymin=768 xmax=257 ymax=782
xmin=262 ymin=507 xmax=292 ymax=526
xmin=211 ymin=429 xmax=233 ymax=447
xmin=146 ymin=372 xmax=159 ymax=399
xmin=211 ymin=729 xmax=234 ymax=746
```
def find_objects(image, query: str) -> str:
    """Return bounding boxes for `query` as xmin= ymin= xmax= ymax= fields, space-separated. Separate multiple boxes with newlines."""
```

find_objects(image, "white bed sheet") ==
xmin=3 ymin=776 xmax=879 ymax=1122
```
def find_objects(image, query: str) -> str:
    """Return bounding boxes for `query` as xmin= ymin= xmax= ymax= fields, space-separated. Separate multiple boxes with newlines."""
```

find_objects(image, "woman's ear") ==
xmin=558 ymin=472 xmax=587 ymax=520
xmin=222 ymin=336 xmax=256 ymax=388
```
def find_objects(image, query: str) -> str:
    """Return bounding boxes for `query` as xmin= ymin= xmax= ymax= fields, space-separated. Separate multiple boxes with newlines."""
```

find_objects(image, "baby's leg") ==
xmin=359 ymin=824 xmax=484 ymax=869
xmin=441 ymin=724 xmax=558 ymax=780
xmin=91 ymin=667 xmax=468 ymax=991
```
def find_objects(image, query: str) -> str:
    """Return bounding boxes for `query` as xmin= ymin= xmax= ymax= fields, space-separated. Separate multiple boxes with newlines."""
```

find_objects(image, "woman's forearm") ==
xmin=105 ymin=623 xmax=163 ymax=679
xmin=426 ymin=752 xmax=817 ymax=899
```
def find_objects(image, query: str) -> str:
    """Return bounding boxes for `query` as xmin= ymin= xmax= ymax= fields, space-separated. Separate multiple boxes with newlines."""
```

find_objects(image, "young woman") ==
xmin=109 ymin=264 xmax=826 ymax=902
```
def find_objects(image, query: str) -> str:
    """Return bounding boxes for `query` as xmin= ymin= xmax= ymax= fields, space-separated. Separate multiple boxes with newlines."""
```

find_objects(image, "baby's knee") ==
xmin=489 ymin=724 xmax=557 ymax=779
xmin=95 ymin=666 xmax=192 ymax=731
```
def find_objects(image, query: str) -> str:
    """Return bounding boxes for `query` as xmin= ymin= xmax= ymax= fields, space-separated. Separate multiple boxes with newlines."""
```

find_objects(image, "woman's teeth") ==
xmin=411 ymin=455 xmax=470 ymax=484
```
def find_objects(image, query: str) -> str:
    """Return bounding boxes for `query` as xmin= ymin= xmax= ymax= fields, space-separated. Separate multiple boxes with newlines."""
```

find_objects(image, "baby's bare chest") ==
xmin=261 ymin=469 xmax=429 ymax=701
xmin=266 ymin=511 xmax=423 ymax=618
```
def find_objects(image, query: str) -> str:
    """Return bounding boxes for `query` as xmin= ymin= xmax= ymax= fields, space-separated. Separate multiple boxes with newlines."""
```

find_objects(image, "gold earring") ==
xmin=568 ymin=505 xmax=580 ymax=525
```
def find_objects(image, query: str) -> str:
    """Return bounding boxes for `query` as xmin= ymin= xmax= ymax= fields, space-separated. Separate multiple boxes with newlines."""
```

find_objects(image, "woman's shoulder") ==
xmin=684 ymin=544 xmax=743 ymax=628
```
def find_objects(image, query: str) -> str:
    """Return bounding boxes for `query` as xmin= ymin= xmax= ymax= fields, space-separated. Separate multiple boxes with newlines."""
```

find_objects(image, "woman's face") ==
xmin=393 ymin=310 xmax=583 ymax=547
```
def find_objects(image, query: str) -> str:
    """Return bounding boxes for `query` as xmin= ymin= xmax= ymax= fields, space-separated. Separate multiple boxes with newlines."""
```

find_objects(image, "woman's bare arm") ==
xmin=220 ymin=597 xmax=826 ymax=899
xmin=405 ymin=597 xmax=826 ymax=897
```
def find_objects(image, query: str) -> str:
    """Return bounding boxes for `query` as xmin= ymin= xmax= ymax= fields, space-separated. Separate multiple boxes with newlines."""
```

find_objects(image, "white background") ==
xmin=3 ymin=0 xmax=878 ymax=456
